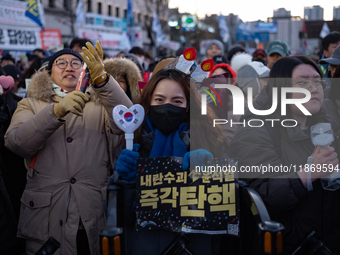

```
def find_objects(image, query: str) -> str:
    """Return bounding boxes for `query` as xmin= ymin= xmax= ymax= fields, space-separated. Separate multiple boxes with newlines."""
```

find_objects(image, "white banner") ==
xmin=0 ymin=25 xmax=42 ymax=50
xmin=78 ymin=29 xmax=130 ymax=51
xmin=83 ymin=13 xmax=127 ymax=32
xmin=0 ymin=0 xmax=36 ymax=27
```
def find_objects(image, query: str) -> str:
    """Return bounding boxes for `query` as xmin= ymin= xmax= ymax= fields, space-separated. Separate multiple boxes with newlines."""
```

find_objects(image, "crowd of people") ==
xmin=0 ymin=31 xmax=340 ymax=255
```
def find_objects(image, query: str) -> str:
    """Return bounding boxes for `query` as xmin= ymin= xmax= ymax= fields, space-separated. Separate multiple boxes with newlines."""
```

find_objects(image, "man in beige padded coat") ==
xmin=5 ymin=41 xmax=132 ymax=254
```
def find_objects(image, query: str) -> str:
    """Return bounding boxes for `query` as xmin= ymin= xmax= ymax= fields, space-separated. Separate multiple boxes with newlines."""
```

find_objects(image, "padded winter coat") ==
xmin=5 ymin=70 xmax=132 ymax=255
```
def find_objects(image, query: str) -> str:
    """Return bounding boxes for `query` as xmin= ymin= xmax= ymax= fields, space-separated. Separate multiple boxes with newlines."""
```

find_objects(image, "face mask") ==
xmin=149 ymin=104 xmax=187 ymax=135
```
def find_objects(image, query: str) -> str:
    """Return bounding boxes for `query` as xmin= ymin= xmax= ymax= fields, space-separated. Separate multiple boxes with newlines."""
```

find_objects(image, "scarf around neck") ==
xmin=146 ymin=116 xmax=188 ymax=158
xmin=52 ymin=83 xmax=69 ymax=98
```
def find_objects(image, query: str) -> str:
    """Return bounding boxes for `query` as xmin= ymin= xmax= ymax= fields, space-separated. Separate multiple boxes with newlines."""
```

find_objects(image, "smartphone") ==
xmin=35 ymin=236 xmax=60 ymax=255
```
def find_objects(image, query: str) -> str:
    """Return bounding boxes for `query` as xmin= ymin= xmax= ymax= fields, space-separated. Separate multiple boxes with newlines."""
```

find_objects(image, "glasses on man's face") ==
xmin=293 ymin=79 xmax=326 ymax=91
xmin=54 ymin=59 xmax=83 ymax=70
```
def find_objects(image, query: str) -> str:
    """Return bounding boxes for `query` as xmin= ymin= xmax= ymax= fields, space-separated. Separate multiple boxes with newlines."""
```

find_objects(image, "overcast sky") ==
xmin=169 ymin=0 xmax=340 ymax=21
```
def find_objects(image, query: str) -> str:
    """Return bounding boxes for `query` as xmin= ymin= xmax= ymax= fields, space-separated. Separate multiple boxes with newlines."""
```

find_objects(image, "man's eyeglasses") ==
xmin=294 ymin=79 xmax=327 ymax=91
xmin=54 ymin=59 xmax=83 ymax=70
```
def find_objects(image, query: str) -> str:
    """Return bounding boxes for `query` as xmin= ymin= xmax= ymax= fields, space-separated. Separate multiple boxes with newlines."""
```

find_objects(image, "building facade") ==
xmin=334 ymin=6 xmax=340 ymax=20
xmin=268 ymin=8 xmax=302 ymax=53
xmin=42 ymin=0 xmax=169 ymax=54
xmin=304 ymin=5 xmax=324 ymax=21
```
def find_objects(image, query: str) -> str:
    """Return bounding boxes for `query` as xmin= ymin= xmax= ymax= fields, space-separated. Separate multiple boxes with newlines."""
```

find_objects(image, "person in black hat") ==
xmin=4 ymin=42 xmax=132 ymax=255
xmin=213 ymin=55 xmax=228 ymax=64
xmin=252 ymin=49 xmax=267 ymax=65
xmin=227 ymin=45 xmax=245 ymax=63
xmin=1 ymin=54 xmax=15 ymax=68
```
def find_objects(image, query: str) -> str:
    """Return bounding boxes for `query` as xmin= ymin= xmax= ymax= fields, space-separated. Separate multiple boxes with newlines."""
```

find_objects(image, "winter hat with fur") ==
xmin=103 ymin=57 xmax=142 ymax=102
xmin=230 ymin=52 xmax=252 ymax=73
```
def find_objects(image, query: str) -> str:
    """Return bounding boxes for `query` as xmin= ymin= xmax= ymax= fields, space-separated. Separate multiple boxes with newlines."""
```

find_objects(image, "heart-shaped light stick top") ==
xmin=113 ymin=104 xmax=145 ymax=151
xmin=0 ymin=75 xmax=14 ymax=92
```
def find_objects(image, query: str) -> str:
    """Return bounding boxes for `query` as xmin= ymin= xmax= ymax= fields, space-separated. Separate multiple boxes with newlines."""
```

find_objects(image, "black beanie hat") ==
xmin=47 ymin=48 xmax=83 ymax=72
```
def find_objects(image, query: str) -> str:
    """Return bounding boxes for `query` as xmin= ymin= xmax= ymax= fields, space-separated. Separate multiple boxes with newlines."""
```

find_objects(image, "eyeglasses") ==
xmin=54 ymin=59 xmax=83 ymax=70
xmin=294 ymin=79 xmax=327 ymax=91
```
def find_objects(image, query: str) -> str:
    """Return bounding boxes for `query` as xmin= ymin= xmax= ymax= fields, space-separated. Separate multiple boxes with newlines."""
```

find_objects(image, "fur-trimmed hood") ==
xmin=103 ymin=57 xmax=142 ymax=102
xmin=26 ymin=70 xmax=99 ymax=103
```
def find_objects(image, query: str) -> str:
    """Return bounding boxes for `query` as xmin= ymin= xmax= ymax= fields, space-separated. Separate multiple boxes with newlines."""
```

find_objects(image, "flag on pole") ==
xmin=236 ymin=19 xmax=254 ymax=42
xmin=76 ymin=0 xmax=84 ymax=26
xmin=152 ymin=9 xmax=166 ymax=47
xmin=25 ymin=0 xmax=45 ymax=31
xmin=219 ymin=14 xmax=230 ymax=43
xmin=127 ymin=0 xmax=134 ymax=27
xmin=320 ymin=22 xmax=330 ymax=38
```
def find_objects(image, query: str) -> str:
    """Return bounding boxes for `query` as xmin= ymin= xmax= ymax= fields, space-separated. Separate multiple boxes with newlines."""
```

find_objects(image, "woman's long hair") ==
xmin=134 ymin=69 xmax=229 ymax=157
xmin=137 ymin=69 xmax=190 ymax=124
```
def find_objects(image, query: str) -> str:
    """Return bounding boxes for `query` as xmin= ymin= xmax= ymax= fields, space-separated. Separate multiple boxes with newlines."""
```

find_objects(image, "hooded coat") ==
xmin=4 ymin=70 xmax=132 ymax=255
xmin=104 ymin=58 xmax=142 ymax=102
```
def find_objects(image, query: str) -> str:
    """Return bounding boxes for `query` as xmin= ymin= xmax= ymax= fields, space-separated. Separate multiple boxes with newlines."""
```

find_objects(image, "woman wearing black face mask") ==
xmin=133 ymin=68 xmax=228 ymax=159
xmin=110 ymin=69 xmax=229 ymax=255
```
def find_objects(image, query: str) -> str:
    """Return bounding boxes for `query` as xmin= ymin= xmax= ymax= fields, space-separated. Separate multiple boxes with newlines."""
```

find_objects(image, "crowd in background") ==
xmin=1 ymin=31 xmax=340 ymax=255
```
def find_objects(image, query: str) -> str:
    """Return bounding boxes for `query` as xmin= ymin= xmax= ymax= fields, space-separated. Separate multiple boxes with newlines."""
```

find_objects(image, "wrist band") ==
xmin=307 ymin=156 xmax=313 ymax=191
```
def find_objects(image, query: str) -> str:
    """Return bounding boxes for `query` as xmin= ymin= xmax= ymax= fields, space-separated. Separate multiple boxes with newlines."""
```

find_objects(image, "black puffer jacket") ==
xmin=231 ymin=106 xmax=340 ymax=254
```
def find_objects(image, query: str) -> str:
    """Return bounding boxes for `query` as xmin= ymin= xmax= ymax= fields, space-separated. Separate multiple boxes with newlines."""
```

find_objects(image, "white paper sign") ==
xmin=0 ymin=0 xmax=36 ymax=27
xmin=0 ymin=25 xmax=42 ymax=50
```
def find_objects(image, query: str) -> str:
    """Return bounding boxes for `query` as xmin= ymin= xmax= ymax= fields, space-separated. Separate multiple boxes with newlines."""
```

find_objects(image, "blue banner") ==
xmin=236 ymin=19 xmax=254 ymax=42
xmin=25 ymin=0 xmax=44 ymax=31
xmin=254 ymin=32 xmax=270 ymax=42
xmin=253 ymin=22 xmax=277 ymax=33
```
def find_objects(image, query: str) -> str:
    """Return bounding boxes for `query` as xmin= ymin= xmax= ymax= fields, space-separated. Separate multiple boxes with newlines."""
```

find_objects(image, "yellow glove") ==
xmin=80 ymin=40 xmax=107 ymax=85
xmin=53 ymin=90 xmax=89 ymax=118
